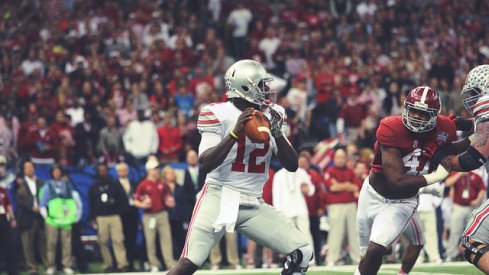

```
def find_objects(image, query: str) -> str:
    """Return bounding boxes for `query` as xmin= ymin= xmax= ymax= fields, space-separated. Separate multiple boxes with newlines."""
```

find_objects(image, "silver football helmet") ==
xmin=224 ymin=59 xmax=274 ymax=107
xmin=461 ymin=65 xmax=489 ymax=115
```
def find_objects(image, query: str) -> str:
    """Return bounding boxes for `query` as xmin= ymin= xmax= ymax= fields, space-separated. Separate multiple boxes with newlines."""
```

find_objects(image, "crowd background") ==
xmin=1 ymin=0 xmax=489 ymax=273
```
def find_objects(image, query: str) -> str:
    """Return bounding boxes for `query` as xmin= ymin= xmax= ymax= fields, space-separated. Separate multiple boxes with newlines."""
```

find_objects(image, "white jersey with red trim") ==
xmin=197 ymin=101 xmax=287 ymax=197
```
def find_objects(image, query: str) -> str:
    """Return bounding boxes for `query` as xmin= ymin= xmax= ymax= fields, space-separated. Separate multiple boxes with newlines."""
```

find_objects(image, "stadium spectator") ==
xmin=88 ymin=163 xmax=129 ymax=272
xmin=182 ymin=149 xmax=203 ymax=219
xmin=40 ymin=165 xmax=78 ymax=275
xmin=157 ymin=114 xmax=182 ymax=165
xmin=74 ymin=111 xmax=101 ymax=165
xmin=273 ymin=166 xmax=316 ymax=264
xmin=134 ymin=158 xmax=176 ymax=272
xmin=0 ymin=155 xmax=15 ymax=189
xmin=123 ymin=110 xmax=158 ymax=166
xmin=15 ymin=160 xmax=47 ymax=275
xmin=324 ymin=148 xmax=361 ymax=266
xmin=116 ymin=162 xmax=139 ymax=271
xmin=444 ymin=172 xmax=486 ymax=261
xmin=164 ymin=165 xmax=191 ymax=259
xmin=226 ymin=2 xmax=252 ymax=59
xmin=415 ymin=184 xmax=444 ymax=264
xmin=97 ymin=115 xmax=123 ymax=160
xmin=0 ymin=184 xmax=18 ymax=275
xmin=298 ymin=151 xmax=326 ymax=265
xmin=27 ymin=116 xmax=57 ymax=165
xmin=209 ymin=232 xmax=241 ymax=270
xmin=49 ymin=111 xmax=75 ymax=163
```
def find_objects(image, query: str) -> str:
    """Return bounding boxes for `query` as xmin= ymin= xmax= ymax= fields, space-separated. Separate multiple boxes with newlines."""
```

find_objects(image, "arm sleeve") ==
xmin=72 ymin=190 xmax=83 ymax=222
xmin=197 ymin=106 xmax=222 ymax=135
xmin=376 ymin=119 xmax=398 ymax=147
xmin=198 ymin=132 xmax=222 ymax=155
xmin=39 ymin=183 xmax=50 ymax=208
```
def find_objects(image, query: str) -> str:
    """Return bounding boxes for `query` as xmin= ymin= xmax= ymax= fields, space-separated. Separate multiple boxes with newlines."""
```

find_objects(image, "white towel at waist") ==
xmin=213 ymin=186 xmax=260 ymax=233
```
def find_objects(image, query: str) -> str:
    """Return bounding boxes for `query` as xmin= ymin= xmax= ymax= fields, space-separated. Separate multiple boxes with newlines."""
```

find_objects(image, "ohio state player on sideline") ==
xmin=442 ymin=65 xmax=489 ymax=274
xmin=355 ymin=86 xmax=469 ymax=275
xmin=167 ymin=59 xmax=313 ymax=275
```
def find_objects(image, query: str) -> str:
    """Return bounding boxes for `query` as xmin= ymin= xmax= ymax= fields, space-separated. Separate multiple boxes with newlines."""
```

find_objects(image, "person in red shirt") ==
xmin=0 ymin=186 xmax=18 ymax=275
xmin=134 ymin=157 xmax=176 ymax=272
xmin=337 ymin=91 xmax=368 ymax=145
xmin=26 ymin=116 xmax=58 ymax=164
xmin=299 ymin=151 xmax=326 ymax=265
xmin=157 ymin=114 xmax=182 ymax=164
xmin=324 ymin=148 xmax=361 ymax=267
xmin=444 ymin=171 xmax=486 ymax=261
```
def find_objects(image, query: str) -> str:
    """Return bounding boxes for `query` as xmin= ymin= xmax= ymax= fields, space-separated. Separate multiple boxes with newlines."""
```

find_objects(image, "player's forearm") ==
xmin=199 ymin=135 xmax=237 ymax=174
xmin=387 ymin=175 xmax=429 ymax=191
xmin=275 ymin=136 xmax=298 ymax=172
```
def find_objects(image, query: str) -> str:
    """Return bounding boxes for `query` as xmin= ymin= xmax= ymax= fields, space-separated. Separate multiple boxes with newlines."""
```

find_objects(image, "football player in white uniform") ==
xmin=442 ymin=65 xmax=489 ymax=273
xmin=167 ymin=60 xmax=313 ymax=275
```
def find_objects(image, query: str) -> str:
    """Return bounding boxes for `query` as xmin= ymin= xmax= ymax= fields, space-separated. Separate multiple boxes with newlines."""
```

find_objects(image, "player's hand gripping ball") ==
xmin=244 ymin=110 xmax=271 ymax=143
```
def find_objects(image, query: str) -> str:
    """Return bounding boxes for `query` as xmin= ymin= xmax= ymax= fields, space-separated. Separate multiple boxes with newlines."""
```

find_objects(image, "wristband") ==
xmin=229 ymin=130 xmax=238 ymax=140
xmin=422 ymin=165 xmax=449 ymax=185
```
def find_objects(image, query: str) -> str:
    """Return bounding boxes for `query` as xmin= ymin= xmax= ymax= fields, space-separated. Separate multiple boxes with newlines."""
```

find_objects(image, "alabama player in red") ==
xmin=167 ymin=59 xmax=313 ymax=275
xmin=355 ymin=86 xmax=469 ymax=275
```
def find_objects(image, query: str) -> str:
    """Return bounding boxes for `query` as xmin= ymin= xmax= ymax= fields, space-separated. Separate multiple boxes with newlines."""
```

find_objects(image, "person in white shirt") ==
xmin=258 ymin=27 xmax=282 ymax=70
xmin=123 ymin=110 xmax=158 ymax=164
xmin=226 ymin=3 xmax=252 ymax=58
xmin=20 ymin=49 xmax=44 ymax=76
xmin=272 ymin=167 xmax=316 ymax=263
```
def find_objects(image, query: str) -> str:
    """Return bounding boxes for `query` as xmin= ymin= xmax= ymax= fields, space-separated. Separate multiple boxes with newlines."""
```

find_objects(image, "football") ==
xmin=244 ymin=110 xmax=271 ymax=143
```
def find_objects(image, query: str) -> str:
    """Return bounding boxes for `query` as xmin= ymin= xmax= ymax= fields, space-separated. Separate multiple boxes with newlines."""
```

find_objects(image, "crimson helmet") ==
xmin=402 ymin=86 xmax=441 ymax=133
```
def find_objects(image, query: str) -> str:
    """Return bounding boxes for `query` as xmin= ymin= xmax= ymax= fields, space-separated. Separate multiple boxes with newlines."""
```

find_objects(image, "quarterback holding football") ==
xmin=168 ymin=59 xmax=313 ymax=275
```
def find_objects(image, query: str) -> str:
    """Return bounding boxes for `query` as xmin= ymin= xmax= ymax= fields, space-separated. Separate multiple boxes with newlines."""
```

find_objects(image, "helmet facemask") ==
xmin=461 ymin=87 xmax=483 ymax=115
xmin=402 ymin=102 xmax=438 ymax=133
xmin=461 ymin=65 xmax=489 ymax=115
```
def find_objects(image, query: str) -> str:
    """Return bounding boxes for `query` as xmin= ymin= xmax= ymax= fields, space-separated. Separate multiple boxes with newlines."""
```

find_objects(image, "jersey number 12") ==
xmin=231 ymin=135 xmax=269 ymax=174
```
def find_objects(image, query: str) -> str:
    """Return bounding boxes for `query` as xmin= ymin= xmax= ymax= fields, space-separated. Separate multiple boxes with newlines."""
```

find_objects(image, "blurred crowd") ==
xmin=1 ymin=0 xmax=489 ymax=273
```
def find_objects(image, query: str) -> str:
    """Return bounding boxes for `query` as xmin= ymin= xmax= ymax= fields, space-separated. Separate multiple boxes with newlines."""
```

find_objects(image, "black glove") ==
xmin=449 ymin=114 xmax=473 ymax=131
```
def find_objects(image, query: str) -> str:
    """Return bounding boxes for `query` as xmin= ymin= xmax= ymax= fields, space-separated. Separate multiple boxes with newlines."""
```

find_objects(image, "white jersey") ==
xmin=197 ymin=101 xmax=288 ymax=197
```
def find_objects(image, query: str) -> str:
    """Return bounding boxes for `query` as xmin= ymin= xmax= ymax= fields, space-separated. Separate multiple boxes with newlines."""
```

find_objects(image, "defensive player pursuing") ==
xmin=167 ymin=59 xmax=313 ymax=275
xmin=355 ymin=86 xmax=469 ymax=275
xmin=440 ymin=65 xmax=489 ymax=273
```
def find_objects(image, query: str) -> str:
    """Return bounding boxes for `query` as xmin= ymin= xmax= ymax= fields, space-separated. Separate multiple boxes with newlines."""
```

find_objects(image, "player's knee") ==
xmin=281 ymin=244 xmax=313 ymax=275
xmin=460 ymin=236 xmax=489 ymax=267
xmin=167 ymin=258 xmax=198 ymax=275
xmin=366 ymin=242 xmax=387 ymax=257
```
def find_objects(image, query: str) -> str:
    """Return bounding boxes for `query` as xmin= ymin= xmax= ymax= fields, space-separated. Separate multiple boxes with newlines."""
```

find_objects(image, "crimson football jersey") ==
xmin=371 ymin=115 xmax=457 ymax=175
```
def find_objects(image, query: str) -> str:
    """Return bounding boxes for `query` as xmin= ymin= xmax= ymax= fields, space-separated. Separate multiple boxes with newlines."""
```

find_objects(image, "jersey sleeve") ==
xmin=197 ymin=105 xmax=222 ymax=135
xmin=376 ymin=118 xmax=399 ymax=147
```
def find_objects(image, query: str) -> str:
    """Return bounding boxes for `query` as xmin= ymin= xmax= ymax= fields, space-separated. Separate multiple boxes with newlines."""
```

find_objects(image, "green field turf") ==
xmin=180 ymin=262 xmax=483 ymax=275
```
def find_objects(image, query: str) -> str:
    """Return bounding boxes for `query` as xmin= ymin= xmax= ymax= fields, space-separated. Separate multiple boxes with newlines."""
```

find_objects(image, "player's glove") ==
xmin=448 ymin=114 xmax=473 ymax=132
xmin=421 ymin=140 xmax=445 ymax=166
xmin=421 ymin=141 xmax=437 ymax=159
xmin=269 ymin=108 xmax=284 ymax=138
